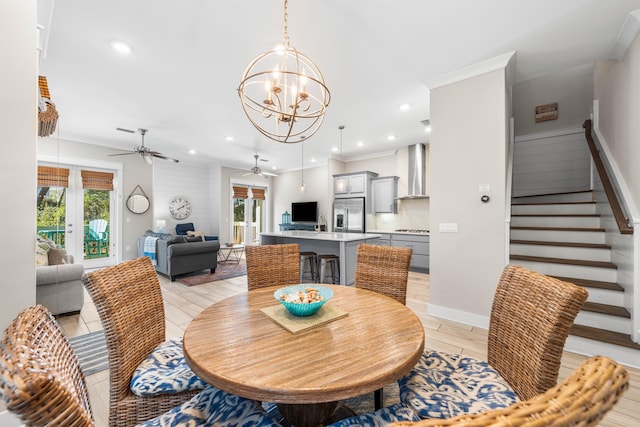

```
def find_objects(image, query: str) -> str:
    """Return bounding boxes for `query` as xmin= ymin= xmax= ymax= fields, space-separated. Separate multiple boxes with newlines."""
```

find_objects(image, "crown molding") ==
xmin=610 ymin=9 xmax=640 ymax=60
xmin=424 ymin=51 xmax=517 ymax=90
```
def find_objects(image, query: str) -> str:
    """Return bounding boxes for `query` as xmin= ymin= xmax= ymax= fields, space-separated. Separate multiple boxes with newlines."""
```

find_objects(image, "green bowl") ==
xmin=274 ymin=284 xmax=333 ymax=317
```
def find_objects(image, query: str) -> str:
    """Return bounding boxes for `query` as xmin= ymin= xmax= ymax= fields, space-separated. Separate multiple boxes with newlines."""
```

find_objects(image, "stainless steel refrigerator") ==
xmin=333 ymin=197 xmax=365 ymax=233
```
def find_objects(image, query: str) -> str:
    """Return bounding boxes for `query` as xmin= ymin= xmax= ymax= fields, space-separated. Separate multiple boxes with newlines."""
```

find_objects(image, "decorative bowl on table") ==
xmin=225 ymin=242 xmax=234 ymax=247
xmin=274 ymin=284 xmax=333 ymax=317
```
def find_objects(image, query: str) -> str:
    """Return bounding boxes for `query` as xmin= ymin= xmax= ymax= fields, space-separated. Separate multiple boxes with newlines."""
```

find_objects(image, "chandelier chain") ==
xmin=283 ymin=0 xmax=290 ymax=48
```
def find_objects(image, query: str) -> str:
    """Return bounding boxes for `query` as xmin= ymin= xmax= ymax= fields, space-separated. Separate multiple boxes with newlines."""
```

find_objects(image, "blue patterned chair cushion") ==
xmin=398 ymin=351 xmax=519 ymax=419
xmin=137 ymin=385 xmax=282 ymax=427
xmin=130 ymin=338 xmax=207 ymax=397
xmin=327 ymin=403 xmax=421 ymax=427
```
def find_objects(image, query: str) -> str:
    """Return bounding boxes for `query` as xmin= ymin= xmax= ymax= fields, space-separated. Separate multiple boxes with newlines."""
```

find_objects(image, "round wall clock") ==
xmin=168 ymin=195 xmax=192 ymax=219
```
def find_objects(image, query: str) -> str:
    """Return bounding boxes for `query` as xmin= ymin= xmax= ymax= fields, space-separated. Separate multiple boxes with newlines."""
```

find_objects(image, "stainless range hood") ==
xmin=399 ymin=143 xmax=428 ymax=199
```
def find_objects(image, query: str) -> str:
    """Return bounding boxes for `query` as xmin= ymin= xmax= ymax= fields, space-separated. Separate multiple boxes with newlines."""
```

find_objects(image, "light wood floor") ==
xmin=56 ymin=270 xmax=639 ymax=427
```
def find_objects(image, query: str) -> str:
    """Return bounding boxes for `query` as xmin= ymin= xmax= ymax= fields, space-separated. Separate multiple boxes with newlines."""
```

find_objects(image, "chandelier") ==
xmin=238 ymin=0 xmax=330 ymax=143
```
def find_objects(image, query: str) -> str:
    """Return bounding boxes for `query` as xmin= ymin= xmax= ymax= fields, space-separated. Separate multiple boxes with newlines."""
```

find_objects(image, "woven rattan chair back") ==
xmin=354 ymin=244 xmax=412 ymax=305
xmin=390 ymin=355 xmax=629 ymax=427
xmin=0 ymin=305 xmax=94 ymax=426
xmin=81 ymin=256 xmax=197 ymax=426
xmin=487 ymin=264 xmax=588 ymax=401
xmin=246 ymin=243 xmax=300 ymax=291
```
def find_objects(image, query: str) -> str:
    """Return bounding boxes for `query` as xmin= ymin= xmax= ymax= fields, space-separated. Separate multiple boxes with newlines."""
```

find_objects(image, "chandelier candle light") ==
xmin=238 ymin=0 xmax=330 ymax=143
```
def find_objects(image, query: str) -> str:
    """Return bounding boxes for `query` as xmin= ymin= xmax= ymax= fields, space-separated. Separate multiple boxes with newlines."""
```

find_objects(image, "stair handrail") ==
xmin=583 ymin=119 xmax=633 ymax=234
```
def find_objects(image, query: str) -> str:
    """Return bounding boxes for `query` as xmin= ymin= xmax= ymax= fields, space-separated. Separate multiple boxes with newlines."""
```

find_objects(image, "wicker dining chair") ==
xmin=0 ymin=306 xmax=283 ymax=427
xmin=398 ymin=264 xmax=589 ymax=420
xmin=387 ymin=355 xmax=629 ymax=427
xmin=81 ymin=257 xmax=205 ymax=426
xmin=355 ymin=243 xmax=413 ymax=305
xmin=355 ymin=243 xmax=413 ymax=410
xmin=246 ymin=243 xmax=300 ymax=291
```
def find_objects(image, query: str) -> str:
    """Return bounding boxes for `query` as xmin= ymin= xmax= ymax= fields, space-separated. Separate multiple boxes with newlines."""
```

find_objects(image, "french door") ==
xmin=231 ymin=185 xmax=266 ymax=245
xmin=37 ymin=162 xmax=118 ymax=269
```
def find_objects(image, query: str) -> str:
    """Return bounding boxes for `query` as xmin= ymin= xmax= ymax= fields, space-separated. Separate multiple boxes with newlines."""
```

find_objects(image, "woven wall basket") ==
xmin=38 ymin=76 xmax=58 ymax=137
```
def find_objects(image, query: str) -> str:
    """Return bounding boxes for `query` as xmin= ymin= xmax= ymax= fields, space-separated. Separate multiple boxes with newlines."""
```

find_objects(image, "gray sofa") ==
xmin=36 ymin=257 xmax=85 ymax=316
xmin=137 ymin=231 xmax=220 ymax=281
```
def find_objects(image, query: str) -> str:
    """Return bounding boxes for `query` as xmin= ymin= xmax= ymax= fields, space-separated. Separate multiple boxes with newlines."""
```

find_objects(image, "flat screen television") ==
xmin=291 ymin=201 xmax=317 ymax=223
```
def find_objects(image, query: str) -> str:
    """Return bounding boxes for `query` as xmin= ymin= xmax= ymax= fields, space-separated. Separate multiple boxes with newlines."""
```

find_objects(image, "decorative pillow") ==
xmin=48 ymin=248 xmax=68 ymax=265
xmin=166 ymin=235 xmax=188 ymax=244
xmin=36 ymin=241 xmax=51 ymax=266
xmin=398 ymin=351 xmax=519 ymax=420
xmin=130 ymin=338 xmax=207 ymax=397
xmin=138 ymin=385 xmax=282 ymax=427
xmin=327 ymin=403 xmax=422 ymax=427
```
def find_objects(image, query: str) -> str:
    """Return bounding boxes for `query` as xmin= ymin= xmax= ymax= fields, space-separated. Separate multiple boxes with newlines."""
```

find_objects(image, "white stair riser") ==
xmin=511 ymin=229 xmax=605 ymax=244
xmin=512 ymin=203 xmax=596 ymax=215
xmin=511 ymin=260 xmax=617 ymax=282
xmin=575 ymin=311 xmax=631 ymax=334
xmin=510 ymin=243 xmax=611 ymax=262
xmin=583 ymin=287 xmax=625 ymax=306
xmin=565 ymin=336 xmax=640 ymax=369
xmin=511 ymin=216 xmax=601 ymax=228
xmin=513 ymin=193 xmax=593 ymax=203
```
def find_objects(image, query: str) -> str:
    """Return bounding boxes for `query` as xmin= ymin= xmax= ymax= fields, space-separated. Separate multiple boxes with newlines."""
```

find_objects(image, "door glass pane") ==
xmin=36 ymin=186 xmax=66 ymax=247
xmin=233 ymin=197 xmax=246 ymax=244
xmin=83 ymin=189 xmax=110 ymax=260
xmin=251 ymin=198 xmax=263 ymax=244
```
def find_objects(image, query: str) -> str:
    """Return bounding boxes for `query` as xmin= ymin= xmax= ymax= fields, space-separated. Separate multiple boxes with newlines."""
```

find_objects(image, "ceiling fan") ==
xmin=243 ymin=154 xmax=278 ymax=178
xmin=109 ymin=128 xmax=179 ymax=164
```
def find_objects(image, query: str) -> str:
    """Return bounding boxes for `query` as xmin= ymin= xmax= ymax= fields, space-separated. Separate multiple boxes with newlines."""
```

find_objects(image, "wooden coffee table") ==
xmin=183 ymin=284 xmax=425 ymax=427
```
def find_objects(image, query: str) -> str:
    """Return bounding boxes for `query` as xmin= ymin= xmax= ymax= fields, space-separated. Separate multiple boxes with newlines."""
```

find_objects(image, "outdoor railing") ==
xmin=37 ymin=225 xmax=110 ymax=259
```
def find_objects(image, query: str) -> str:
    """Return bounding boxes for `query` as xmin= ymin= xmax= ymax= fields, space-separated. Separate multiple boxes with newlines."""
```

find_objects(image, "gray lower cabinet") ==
xmin=377 ymin=233 xmax=391 ymax=246
xmin=391 ymin=234 xmax=429 ymax=272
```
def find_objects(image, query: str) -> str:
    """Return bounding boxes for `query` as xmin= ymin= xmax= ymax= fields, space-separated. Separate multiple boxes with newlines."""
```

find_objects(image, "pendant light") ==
xmin=238 ymin=0 xmax=330 ymax=143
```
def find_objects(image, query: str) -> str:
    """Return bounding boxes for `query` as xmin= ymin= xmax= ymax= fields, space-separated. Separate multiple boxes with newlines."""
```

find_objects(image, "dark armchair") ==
xmin=175 ymin=222 xmax=218 ymax=241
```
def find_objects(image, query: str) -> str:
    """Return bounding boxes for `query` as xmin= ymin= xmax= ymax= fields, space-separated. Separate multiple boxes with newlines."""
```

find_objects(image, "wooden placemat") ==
xmin=261 ymin=304 xmax=348 ymax=334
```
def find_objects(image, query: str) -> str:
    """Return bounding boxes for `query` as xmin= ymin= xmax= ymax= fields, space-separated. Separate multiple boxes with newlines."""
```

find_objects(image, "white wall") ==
xmin=1 ymin=0 xmax=37 ymax=331
xmin=594 ymin=33 xmax=640 ymax=218
xmin=153 ymin=161 xmax=220 ymax=237
xmin=513 ymin=64 xmax=593 ymax=137
xmin=428 ymin=68 xmax=509 ymax=326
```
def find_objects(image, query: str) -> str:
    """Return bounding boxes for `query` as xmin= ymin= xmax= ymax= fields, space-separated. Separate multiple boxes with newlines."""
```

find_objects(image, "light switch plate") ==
xmin=439 ymin=223 xmax=458 ymax=233
xmin=479 ymin=184 xmax=490 ymax=192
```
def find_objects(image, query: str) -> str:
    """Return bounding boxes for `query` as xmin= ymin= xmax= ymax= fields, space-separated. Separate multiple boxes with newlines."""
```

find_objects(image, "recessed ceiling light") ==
xmin=357 ymin=141 xmax=364 ymax=147
xmin=331 ymin=147 xmax=338 ymax=152
xmin=225 ymin=136 xmax=234 ymax=141
xmin=311 ymin=158 xmax=316 ymax=163
xmin=272 ymin=166 xmax=277 ymax=170
xmin=399 ymin=103 xmax=411 ymax=111
xmin=387 ymin=135 xmax=396 ymax=141
xmin=110 ymin=40 xmax=131 ymax=54
xmin=189 ymin=149 xmax=196 ymax=155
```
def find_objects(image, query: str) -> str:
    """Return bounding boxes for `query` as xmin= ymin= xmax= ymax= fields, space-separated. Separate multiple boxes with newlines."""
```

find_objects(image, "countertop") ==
xmin=368 ymin=230 xmax=430 ymax=236
xmin=259 ymin=230 xmax=382 ymax=242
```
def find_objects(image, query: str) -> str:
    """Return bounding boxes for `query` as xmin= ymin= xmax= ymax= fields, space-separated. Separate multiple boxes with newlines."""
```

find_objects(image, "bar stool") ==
xmin=317 ymin=254 xmax=340 ymax=284
xmin=300 ymin=251 xmax=318 ymax=283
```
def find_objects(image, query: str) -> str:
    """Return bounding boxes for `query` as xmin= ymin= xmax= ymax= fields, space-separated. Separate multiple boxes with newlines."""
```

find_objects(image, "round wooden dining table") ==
xmin=183 ymin=284 xmax=425 ymax=427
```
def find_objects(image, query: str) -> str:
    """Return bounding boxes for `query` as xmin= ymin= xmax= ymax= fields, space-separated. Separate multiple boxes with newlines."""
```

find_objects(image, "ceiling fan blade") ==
xmin=116 ymin=127 xmax=136 ymax=133
xmin=263 ymin=171 xmax=278 ymax=177
xmin=242 ymin=172 xmax=252 ymax=176
xmin=108 ymin=151 xmax=136 ymax=156
xmin=152 ymin=153 xmax=179 ymax=163
xmin=259 ymin=158 xmax=269 ymax=162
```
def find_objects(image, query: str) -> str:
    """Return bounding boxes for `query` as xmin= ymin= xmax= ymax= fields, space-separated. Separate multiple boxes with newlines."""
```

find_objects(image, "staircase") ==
xmin=510 ymin=190 xmax=640 ymax=361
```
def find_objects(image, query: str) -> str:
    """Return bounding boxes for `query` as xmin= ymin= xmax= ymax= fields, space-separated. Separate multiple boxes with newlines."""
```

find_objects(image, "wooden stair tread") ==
xmin=511 ymin=226 xmax=605 ymax=232
xmin=510 ymin=254 xmax=617 ymax=269
xmin=511 ymin=201 xmax=596 ymax=206
xmin=582 ymin=301 xmax=630 ymax=318
xmin=512 ymin=190 xmax=594 ymax=199
xmin=510 ymin=239 xmax=610 ymax=249
xmin=570 ymin=324 xmax=640 ymax=350
xmin=511 ymin=213 xmax=599 ymax=217
xmin=551 ymin=276 xmax=624 ymax=292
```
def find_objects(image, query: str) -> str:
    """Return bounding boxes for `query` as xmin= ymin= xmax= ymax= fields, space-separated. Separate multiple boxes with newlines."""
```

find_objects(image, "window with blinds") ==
xmin=81 ymin=170 xmax=114 ymax=191
xmin=37 ymin=166 xmax=69 ymax=187
xmin=232 ymin=186 xmax=249 ymax=199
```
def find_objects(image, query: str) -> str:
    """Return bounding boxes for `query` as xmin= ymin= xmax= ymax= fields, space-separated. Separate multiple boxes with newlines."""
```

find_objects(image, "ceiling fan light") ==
xmin=143 ymin=153 xmax=153 ymax=165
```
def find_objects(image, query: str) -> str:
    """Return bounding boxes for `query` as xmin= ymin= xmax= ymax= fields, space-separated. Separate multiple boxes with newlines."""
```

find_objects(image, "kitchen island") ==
xmin=259 ymin=231 xmax=382 ymax=285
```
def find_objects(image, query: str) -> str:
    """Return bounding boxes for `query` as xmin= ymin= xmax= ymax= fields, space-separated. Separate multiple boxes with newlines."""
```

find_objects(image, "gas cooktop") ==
xmin=395 ymin=229 xmax=429 ymax=233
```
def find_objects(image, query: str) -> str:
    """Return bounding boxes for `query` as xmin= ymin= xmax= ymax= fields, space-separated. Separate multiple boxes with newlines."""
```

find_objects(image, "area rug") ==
xmin=177 ymin=261 xmax=247 ymax=286
xmin=68 ymin=330 xmax=108 ymax=376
